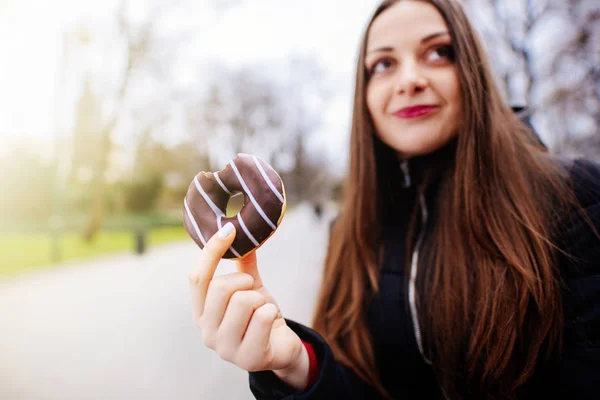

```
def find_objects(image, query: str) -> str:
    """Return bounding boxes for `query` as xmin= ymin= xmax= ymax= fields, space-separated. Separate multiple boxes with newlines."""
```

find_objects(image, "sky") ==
xmin=0 ymin=0 xmax=380 ymax=167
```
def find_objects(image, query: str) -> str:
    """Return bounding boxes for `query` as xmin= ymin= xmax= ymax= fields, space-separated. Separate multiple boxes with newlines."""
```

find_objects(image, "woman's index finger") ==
xmin=189 ymin=223 xmax=237 ymax=315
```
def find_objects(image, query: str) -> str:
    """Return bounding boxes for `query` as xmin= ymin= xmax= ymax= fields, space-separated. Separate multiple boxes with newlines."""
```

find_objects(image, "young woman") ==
xmin=188 ymin=0 xmax=600 ymax=398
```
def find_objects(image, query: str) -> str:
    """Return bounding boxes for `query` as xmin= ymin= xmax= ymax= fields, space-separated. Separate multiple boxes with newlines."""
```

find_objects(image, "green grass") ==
xmin=0 ymin=226 xmax=189 ymax=277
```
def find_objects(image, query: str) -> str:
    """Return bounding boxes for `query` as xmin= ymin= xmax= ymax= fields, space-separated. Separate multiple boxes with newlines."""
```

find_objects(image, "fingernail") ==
xmin=218 ymin=222 xmax=234 ymax=239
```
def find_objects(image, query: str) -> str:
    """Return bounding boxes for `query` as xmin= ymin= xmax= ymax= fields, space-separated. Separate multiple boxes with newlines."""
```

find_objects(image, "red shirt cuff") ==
xmin=301 ymin=339 xmax=320 ymax=391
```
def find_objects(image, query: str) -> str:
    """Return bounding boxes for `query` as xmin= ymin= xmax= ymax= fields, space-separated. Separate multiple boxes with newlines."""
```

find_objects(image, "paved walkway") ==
xmin=0 ymin=204 xmax=334 ymax=400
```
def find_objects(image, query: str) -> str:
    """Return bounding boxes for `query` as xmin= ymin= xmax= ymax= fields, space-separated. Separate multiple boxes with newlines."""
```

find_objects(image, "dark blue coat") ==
xmin=248 ymin=157 xmax=600 ymax=399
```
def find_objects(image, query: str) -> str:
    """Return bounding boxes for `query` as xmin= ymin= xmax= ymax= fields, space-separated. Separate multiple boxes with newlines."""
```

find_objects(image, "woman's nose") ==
xmin=394 ymin=61 xmax=428 ymax=96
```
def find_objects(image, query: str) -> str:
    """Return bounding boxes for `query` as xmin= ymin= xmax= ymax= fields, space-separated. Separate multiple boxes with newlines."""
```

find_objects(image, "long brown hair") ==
xmin=312 ymin=0 xmax=577 ymax=398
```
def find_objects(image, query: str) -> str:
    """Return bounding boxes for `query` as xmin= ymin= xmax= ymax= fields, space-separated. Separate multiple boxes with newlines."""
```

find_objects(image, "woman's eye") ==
xmin=427 ymin=45 xmax=455 ymax=62
xmin=370 ymin=59 xmax=393 ymax=75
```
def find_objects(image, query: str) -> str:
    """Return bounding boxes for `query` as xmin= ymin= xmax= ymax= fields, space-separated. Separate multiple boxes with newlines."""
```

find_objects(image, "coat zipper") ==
xmin=400 ymin=159 xmax=411 ymax=188
xmin=400 ymin=159 xmax=432 ymax=365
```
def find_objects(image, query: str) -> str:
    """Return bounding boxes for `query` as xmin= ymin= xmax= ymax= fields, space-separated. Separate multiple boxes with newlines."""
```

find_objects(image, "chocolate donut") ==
xmin=182 ymin=153 xmax=286 ymax=259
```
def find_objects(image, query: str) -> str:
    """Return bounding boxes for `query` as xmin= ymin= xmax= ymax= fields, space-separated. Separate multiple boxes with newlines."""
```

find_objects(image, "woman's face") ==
xmin=365 ymin=1 xmax=462 ymax=159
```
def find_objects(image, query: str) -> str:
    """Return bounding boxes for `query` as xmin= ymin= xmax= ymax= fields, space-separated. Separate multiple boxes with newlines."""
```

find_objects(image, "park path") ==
xmin=0 ymin=204 xmax=333 ymax=400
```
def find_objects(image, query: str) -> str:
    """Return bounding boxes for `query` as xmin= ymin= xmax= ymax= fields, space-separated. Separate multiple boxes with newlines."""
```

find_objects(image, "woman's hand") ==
xmin=189 ymin=222 xmax=310 ymax=391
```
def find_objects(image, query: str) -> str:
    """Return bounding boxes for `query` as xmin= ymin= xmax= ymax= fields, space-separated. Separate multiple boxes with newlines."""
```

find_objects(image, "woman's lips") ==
xmin=394 ymin=105 xmax=439 ymax=119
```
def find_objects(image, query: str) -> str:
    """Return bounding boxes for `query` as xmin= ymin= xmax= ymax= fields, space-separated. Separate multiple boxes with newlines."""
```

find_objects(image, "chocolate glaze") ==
xmin=182 ymin=153 xmax=286 ymax=259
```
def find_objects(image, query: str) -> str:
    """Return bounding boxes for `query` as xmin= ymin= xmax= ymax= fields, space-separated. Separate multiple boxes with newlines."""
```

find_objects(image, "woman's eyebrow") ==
xmin=420 ymin=31 xmax=450 ymax=44
xmin=367 ymin=31 xmax=450 ymax=55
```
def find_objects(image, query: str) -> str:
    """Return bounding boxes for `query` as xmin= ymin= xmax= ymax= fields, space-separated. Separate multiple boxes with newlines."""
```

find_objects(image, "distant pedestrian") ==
xmin=312 ymin=202 xmax=323 ymax=220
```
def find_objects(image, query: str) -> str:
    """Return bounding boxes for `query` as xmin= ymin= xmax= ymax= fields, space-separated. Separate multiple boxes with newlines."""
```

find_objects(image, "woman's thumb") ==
xmin=236 ymin=251 xmax=264 ymax=289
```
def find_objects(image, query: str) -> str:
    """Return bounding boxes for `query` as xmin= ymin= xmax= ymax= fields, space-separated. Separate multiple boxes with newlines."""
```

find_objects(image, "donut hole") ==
xmin=225 ymin=192 xmax=245 ymax=217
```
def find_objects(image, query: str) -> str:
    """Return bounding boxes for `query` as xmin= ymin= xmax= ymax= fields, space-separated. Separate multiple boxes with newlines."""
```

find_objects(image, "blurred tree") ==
xmin=67 ymin=0 xmax=238 ymax=240
xmin=80 ymin=0 xmax=163 ymax=240
xmin=278 ymin=132 xmax=333 ymax=204
xmin=122 ymin=128 xmax=170 ymax=212
xmin=462 ymin=0 xmax=599 ymax=159
xmin=277 ymin=56 xmax=334 ymax=204
xmin=548 ymin=0 xmax=599 ymax=158
xmin=198 ymin=56 xmax=333 ymax=204
xmin=104 ymin=132 xmax=212 ymax=213
xmin=201 ymin=67 xmax=285 ymax=162
xmin=154 ymin=140 xmax=212 ymax=208
xmin=66 ymin=79 xmax=102 ymax=217
xmin=120 ymin=174 xmax=165 ymax=212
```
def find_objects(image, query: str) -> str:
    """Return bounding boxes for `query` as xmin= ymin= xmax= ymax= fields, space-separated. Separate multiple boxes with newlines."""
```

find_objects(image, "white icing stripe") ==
xmin=184 ymin=198 xmax=206 ymax=246
xmin=217 ymin=215 xmax=242 ymax=258
xmin=237 ymin=213 xmax=259 ymax=247
xmin=229 ymin=160 xmax=277 ymax=230
xmin=229 ymin=246 xmax=242 ymax=258
xmin=194 ymin=176 xmax=225 ymax=216
xmin=214 ymin=172 xmax=233 ymax=195
xmin=252 ymin=155 xmax=284 ymax=204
